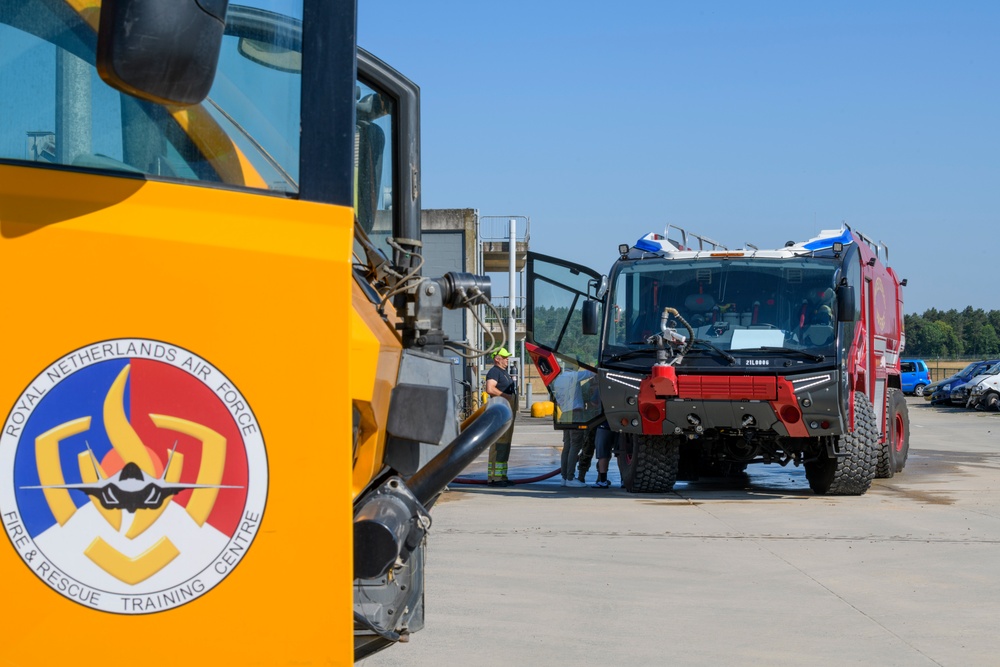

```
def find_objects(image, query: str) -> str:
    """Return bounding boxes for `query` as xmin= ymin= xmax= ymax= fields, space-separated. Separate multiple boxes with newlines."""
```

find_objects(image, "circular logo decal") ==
xmin=873 ymin=277 xmax=887 ymax=333
xmin=0 ymin=339 xmax=267 ymax=614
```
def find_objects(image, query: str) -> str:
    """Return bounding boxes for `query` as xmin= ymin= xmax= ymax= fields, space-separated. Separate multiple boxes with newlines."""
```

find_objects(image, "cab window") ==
xmin=355 ymin=78 xmax=395 ymax=243
xmin=1 ymin=1 xmax=303 ymax=193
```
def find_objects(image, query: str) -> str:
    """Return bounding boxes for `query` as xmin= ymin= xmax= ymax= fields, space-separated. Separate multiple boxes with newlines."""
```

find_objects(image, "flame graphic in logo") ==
xmin=30 ymin=365 xmax=233 ymax=584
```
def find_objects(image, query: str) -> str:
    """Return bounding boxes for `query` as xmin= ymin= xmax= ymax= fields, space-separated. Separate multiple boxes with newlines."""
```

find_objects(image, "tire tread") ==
xmin=807 ymin=393 xmax=878 ymax=495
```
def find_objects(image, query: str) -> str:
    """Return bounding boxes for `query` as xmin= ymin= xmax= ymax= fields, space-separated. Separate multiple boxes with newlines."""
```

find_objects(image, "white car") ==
xmin=969 ymin=372 xmax=1000 ymax=411
xmin=955 ymin=362 xmax=1000 ymax=407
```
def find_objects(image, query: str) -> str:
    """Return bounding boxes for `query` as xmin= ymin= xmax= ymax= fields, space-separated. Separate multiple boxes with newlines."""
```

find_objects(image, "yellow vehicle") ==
xmin=0 ymin=1 xmax=510 ymax=664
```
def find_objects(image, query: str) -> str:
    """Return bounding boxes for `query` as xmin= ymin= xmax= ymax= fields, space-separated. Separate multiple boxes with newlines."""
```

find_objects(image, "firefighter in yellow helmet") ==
xmin=485 ymin=347 xmax=517 ymax=486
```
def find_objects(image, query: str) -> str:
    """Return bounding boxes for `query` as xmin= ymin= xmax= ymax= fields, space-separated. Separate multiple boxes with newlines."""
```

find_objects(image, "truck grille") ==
xmin=676 ymin=375 xmax=778 ymax=401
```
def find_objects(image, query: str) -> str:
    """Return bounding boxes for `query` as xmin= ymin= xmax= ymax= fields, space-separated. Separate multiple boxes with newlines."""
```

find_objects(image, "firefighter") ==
xmin=485 ymin=347 xmax=517 ymax=486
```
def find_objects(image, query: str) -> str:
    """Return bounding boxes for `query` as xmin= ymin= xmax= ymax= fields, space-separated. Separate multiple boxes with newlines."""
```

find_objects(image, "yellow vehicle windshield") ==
xmin=1 ymin=1 xmax=305 ymax=193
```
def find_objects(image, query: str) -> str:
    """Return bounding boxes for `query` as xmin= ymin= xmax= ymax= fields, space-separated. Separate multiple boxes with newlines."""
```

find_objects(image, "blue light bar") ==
xmin=634 ymin=232 xmax=677 ymax=253
xmin=801 ymin=228 xmax=854 ymax=251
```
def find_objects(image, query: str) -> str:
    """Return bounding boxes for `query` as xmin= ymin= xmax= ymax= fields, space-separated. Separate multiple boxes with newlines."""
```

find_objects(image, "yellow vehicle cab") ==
xmin=1 ymin=1 xmax=510 ymax=664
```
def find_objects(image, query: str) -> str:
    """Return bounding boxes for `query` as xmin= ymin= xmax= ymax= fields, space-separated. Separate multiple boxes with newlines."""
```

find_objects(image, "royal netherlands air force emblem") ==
xmin=0 ymin=339 xmax=267 ymax=614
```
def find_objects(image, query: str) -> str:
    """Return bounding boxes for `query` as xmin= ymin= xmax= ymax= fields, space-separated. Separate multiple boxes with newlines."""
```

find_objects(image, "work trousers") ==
xmin=561 ymin=429 xmax=586 ymax=481
xmin=576 ymin=427 xmax=597 ymax=481
xmin=488 ymin=392 xmax=517 ymax=481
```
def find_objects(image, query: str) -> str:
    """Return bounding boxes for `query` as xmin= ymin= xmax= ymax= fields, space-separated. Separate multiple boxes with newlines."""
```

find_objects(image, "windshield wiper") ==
xmin=689 ymin=339 xmax=736 ymax=365
xmin=604 ymin=347 xmax=657 ymax=363
xmin=752 ymin=346 xmax=825 ymax=362
xmin=205 ymin=97 xmax=298 ymax=190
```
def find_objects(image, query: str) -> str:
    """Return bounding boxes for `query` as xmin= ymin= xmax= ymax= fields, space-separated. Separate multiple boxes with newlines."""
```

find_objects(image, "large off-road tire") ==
xmin=888 ymin=388 xmax=910 ymax=473
xmin=805 ymin=393 xmax=878 ymax=495
xmin=617 ymin=433 xmax=680 ymax=493
xmin=876 ymin=391 xmax=895 ymax=479
xmin=877 ymin=389 xmax=911 ymax=477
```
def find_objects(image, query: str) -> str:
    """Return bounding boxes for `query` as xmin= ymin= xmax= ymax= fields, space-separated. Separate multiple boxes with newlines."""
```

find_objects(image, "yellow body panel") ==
xmin=0 ymin=164 xmax=355 ymax=665
xmin=349 ymin=280 xmax=401 ymax=497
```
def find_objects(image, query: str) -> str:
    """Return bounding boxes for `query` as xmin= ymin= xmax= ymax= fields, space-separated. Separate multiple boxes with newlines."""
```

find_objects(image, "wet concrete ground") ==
xmin=448 ymin=416 xmax=880 ymax=494
xmin=364 ymin=399 xmax=1000 ymax=667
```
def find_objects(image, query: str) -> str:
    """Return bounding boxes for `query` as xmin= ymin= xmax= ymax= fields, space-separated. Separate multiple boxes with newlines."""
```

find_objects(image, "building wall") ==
xmin=419 ymin=209 xmax=548 ymax=409
xmin=421 ymin=231 xmax=465 ymax=344
xmin=421 ymin=208 xmax=479 ymax=346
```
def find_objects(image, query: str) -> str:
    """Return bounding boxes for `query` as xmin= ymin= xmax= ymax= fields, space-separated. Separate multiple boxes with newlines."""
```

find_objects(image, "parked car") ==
xmin=901 ymin=359 xmax=931 ymax=396
xmin=927 ymin=360 xmax=1000 ymax=405
xmin=953 ymin=362 xmax=1000 ymax=407
xmin=969 ymin=374 xmax=1000 ymax=411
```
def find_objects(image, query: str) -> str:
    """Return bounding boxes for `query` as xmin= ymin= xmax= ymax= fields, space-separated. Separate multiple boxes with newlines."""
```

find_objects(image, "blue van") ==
xmin=901 ymin=359 xmax=931 ymax=396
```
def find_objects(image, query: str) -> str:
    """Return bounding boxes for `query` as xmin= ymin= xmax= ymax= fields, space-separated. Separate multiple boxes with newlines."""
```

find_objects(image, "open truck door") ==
xmin=525 ymin=252 xmax=606 ymax=429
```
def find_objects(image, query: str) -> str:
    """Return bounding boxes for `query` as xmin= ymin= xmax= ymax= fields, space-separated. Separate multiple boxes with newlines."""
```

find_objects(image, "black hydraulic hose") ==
xmin=451 ymin=468 xmax=561 ymax=485
xmin=452 ymin=402 xmax=562 ymax=485
xmin=406 ymin=397 xmax=512 ymax=506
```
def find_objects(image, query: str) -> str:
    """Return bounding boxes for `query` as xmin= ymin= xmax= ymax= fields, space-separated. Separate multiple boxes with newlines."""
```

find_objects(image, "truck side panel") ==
xmin=0 ymin=165 xmax=355 ymax=664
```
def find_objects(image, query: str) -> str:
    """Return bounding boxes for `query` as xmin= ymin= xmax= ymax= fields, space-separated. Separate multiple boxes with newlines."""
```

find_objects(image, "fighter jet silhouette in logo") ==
xmin=22 ymin=444 xmax=243 ymax=514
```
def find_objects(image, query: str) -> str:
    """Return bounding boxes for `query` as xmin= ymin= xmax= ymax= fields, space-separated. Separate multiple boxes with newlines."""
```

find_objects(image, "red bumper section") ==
xmin=638 ymin=366 xmax=807 ymax=437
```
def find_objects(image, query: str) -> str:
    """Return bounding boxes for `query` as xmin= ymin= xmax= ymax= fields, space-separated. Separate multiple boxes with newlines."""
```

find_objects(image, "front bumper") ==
xmin=600 ymin=368 xmax=844 ymax=438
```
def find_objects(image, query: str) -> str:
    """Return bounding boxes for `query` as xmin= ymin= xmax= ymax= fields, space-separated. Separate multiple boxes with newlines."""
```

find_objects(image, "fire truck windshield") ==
xmin=604 ymin=257 xmax=841 ymax=366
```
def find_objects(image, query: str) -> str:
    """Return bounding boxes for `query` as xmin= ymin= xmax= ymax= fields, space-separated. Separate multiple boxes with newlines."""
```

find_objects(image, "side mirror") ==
xmin=836 ymin=285 xmax=857 ymax=322
xmin=97 ymin=0 xmax=230 ymax=106
xmin=582 ymin=300 xmax=601 ymax=336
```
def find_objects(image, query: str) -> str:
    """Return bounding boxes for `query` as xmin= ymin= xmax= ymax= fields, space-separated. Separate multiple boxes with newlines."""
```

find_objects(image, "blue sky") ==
xmin=359 ymin=2 xmax=999 ymax=315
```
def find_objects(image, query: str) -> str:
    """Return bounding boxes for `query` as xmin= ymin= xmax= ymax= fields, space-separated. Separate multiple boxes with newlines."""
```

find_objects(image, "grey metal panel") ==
xmin=422 ymin=231 xmax=465 ymax=343
xmin=396 ymin=349 xmax=462 ymax=470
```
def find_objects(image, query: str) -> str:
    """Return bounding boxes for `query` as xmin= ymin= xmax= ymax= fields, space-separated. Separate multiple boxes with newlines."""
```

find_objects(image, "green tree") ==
xmin=903 ymin=308 xmax=1000 ymax=358
xmin=906 ymin=318 xmax=961 ymax=357
xmin=968 ymin=323 xmax=1000 ymax=357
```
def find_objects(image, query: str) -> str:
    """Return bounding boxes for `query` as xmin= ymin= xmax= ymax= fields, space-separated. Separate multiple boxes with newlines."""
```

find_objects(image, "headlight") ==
xmin=971 ymin=385 xmax=985 ymax=396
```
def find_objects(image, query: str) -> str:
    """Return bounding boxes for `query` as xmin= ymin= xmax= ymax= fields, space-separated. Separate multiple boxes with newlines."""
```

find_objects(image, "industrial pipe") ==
xmin=406 ymin=396 xmax=512 ymax=506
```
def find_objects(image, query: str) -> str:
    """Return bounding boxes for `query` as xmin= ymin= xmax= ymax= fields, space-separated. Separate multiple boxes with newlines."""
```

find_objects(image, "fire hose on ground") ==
xmin=448 ymin=401 xmax=565 ymax=485
xmin=451 ymin=468 xmax=562 ymax=485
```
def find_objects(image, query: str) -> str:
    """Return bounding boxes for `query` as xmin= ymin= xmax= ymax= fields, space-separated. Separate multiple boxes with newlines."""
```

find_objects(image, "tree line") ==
xmin=904 ymin=307 xmax=1000 ymax=359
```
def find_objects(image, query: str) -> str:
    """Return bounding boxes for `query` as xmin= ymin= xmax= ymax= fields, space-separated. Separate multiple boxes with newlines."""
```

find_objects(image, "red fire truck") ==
xmin=526 ymin=226 xmax=909 ymax=495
